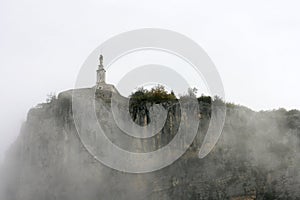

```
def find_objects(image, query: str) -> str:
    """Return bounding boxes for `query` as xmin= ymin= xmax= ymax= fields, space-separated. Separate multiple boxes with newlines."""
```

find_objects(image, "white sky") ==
xmin=1 ymin=0 xmax=300 ymax=161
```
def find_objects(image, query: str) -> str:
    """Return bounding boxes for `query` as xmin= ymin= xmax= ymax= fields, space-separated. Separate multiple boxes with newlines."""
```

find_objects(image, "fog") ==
xmin=1 ymin=0 xmax=300 ymax=188
xmin=0 ymin=91 xmax=299 ymax=199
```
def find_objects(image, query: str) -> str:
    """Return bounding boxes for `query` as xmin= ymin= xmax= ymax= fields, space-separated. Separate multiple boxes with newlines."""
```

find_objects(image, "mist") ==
xmin=1 ymin=0 xmax=300 ymax=164
xmin=0 ymin=89 xmax=299 ymax=199
xmin=1 ymin=0 xmax=300 ymax=199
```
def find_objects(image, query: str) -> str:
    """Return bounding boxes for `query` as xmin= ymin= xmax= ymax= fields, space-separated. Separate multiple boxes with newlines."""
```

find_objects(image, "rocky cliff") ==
xmin=1 ymin=88 xmax=300 ymax=200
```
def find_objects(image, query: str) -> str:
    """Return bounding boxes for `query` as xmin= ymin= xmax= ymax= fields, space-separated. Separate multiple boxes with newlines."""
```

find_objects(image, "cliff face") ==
xmin=1 ymin=89 xmax=300 ymax=200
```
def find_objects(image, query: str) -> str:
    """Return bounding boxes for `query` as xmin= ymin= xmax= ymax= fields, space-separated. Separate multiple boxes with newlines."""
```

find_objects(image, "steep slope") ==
xmin=1 ymin=88 xmax=300 ymax=200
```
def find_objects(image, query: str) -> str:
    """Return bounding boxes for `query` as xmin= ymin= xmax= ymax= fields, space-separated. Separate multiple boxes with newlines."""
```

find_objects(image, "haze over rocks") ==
xmin=0 ymin=88 xmax=300 ymax=200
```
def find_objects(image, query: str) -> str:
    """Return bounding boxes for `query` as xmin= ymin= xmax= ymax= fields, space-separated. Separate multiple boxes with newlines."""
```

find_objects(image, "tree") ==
xmin=46 ymin=93 xmax=56 ymax=103
xmin=187 ymin=87 xmax=198 ymax=97
xmin=130 ymin=85 xmax=176 ymax=102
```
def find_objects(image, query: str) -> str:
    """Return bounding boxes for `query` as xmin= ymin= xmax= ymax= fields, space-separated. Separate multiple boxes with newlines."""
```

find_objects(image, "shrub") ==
xmin=130 ymin=85 xmax=176 ymax=103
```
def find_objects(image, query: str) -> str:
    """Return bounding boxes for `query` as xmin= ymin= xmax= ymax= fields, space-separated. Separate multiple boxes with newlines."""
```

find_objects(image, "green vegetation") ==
xmin=130 ymin=85 xmax=177 ymax=103
xmin=130 ymin=85 xmax=215 ymax=104
xmin=198 ymin=95 xmax=212 ymax=104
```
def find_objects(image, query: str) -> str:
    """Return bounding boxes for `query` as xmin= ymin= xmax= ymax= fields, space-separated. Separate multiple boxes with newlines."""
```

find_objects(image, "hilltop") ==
xmin=1 ymin=87 xmax=300 ymax=200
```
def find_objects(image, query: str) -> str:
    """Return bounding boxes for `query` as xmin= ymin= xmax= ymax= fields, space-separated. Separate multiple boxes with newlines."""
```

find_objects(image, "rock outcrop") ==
xmin=1 ymin=88 xmax=300 ymax=200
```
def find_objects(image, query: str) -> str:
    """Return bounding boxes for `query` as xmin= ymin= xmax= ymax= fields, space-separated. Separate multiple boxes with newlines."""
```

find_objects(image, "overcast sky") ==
xmin=1 ymin=0 xmax=300 ymax=161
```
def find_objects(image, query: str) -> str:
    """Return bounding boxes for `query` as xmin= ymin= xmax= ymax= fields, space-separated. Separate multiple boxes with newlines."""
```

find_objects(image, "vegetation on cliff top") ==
xmin=130 ymin=85 xmax=212 ymax=105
